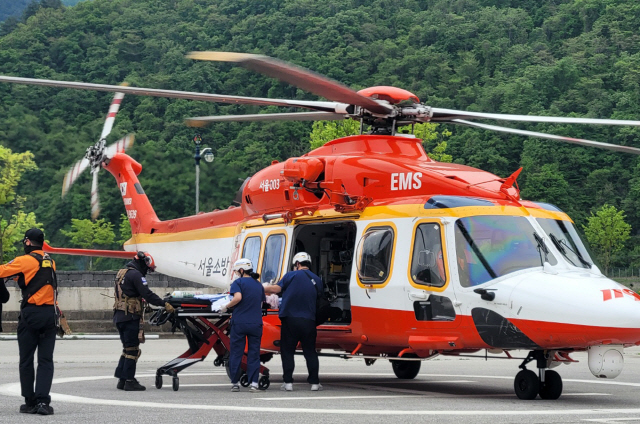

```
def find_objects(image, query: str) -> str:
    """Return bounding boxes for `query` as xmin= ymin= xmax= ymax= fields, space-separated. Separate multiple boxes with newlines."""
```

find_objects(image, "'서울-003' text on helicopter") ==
xmin=3 ymin=51 xmax=640 ymax=400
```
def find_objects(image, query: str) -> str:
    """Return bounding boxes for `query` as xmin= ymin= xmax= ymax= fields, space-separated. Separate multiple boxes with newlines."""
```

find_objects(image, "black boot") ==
xmin=36 ymin=403 xmax=54 ymax=415
xmin=124 ymin=379 xmax=146 ymax=391
xmin=19 ymin=404 xmax=37 ymax=414
xmin=117 ymin=379 xmax=125 ymax=390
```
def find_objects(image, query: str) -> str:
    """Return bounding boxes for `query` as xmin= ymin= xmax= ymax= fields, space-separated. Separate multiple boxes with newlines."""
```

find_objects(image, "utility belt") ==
xmin=21 ymin=303 xmax=54 ymax=309
xmin=113 ymin=296 xmax=143 ymax=315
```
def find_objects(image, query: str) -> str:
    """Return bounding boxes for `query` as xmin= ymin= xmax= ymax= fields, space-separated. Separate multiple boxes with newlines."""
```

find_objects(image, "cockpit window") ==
xmin=411 ymin=223 xmax=446 ymax=287
xmin=242 ymin=236 xmax=261 ymax=272
xmin=455 ymin=216 xmax=557 ymax=287
xmin=535 ymin=218 xmax=593 ymax=269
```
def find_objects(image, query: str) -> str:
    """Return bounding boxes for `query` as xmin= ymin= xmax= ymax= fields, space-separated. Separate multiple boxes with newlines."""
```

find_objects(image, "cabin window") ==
xmin=411 ymin=223 xmax=446 ymax=287
xmin=357 ymin=226 xmax=394 ymax=284
xmin=261 ymin=234 xmax=286 ymax=284
xmin=242 ymin=236 xmax=262 ymax=272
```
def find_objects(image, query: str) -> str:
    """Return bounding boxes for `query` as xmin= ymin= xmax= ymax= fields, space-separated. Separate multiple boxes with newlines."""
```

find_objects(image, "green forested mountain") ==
xmin=1 ymin=0 xmax=640 ymax=270
xmin=0 ymin=1 xmax=87 ymax=23
xmin=0 ymin=0 xmax=31 ymax=21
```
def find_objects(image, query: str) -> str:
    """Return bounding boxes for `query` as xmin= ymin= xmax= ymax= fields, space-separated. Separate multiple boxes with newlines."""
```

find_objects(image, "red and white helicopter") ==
xmin=2 ymin=52 xmax=640 ymax=400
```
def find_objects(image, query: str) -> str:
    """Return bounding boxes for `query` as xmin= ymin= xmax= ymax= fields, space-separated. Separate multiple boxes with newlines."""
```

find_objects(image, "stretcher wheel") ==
xmin=172 ymin=377 xmax=179 ymax=391
xmin=259 ymin=375 xmax=270 ymax=390
xmin=155 ymin=375 xmax=163 ymax=390
xmin=214 ymin=357 xmax=223 ymax=367
xmin=240 ymin=374 xmax=250 ymax=387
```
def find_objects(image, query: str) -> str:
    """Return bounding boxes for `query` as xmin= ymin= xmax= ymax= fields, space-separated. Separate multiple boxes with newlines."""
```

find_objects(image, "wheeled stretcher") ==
xmin=148 ymin=296 xmax=271 ymax=391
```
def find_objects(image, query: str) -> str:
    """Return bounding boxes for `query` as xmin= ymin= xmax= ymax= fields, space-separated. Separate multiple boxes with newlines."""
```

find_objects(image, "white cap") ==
xmin=292 ymin=252 xmax=311 ymax=265
xmin=233 ymin=258 xmax=253 ymax=272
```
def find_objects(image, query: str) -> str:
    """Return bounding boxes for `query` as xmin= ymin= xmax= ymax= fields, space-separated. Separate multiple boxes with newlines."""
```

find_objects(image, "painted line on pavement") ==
xmin=0 ymin=372 xmax=630 ymax=416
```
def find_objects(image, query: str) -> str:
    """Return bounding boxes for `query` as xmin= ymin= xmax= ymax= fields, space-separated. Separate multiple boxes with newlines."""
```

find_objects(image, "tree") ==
xmin=61 ymin=218 xmax=115 ymax=269
xmin=583 ymin=205 xmax=631 ymax=275
xmin=406 ymin=123 xmax=452 ymax=163
xmin=117 ymin=213 xmax=132 ymax=247
xmin=309 ymin=120 xmax=360 ymax=150
xmin=0 ymin=146 xmax=39 ymax=263
xmin=0 ymin=210 xmax=41 ymax=263
xmin=0 ymin=145 xmax=37 ymax=206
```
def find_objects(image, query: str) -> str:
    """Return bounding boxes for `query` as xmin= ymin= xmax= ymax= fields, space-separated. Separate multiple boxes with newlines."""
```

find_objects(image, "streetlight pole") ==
xmin=193 ymin=134 xmax=202 ymax=214
xmin=193 ymin=134 xmax=214 ymax=215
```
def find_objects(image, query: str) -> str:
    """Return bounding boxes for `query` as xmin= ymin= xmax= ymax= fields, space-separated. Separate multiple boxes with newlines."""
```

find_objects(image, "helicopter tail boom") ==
xmin=103 ymin=152 xmax=160 ymax=237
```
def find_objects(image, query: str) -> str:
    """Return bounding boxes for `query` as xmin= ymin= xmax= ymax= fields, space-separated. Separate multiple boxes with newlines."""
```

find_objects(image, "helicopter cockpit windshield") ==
xmin=454 ymin=216 xmax=557 ymax=287
xmin=535 ymin=218 xmax=593 ymax=269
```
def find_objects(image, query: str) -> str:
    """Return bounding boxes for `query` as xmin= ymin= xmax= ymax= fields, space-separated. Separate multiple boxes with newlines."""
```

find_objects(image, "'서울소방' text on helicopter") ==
xmin=2 ymin=52 xmax=640 ymax=399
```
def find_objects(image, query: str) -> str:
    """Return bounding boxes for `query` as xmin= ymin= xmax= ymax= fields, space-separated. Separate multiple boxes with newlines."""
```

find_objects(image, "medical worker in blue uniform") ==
xmin=264 ymin=252 xmax=323 ymax=392
xmin=221 ymin=258 xmax=266 ymax=392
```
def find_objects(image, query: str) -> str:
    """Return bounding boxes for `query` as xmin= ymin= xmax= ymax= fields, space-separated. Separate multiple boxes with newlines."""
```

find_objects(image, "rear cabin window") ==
xmin=411 ymin=223 xmax=446 ymax=287
xmin=242 ymin=236 xmax=261 ymax=272
xmin=357 ymin=226 xmax=394 ymax=284
xmin=261 ymin=234 xmax=285 ymax=284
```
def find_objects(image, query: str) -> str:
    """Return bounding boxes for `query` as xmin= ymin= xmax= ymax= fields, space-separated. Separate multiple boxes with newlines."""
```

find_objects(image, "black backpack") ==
xmin=304 ymin=271 xmax=330 ymax=326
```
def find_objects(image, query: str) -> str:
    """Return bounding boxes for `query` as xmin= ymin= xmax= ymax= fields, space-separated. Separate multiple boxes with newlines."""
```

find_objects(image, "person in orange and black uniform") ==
xmin=113 ymin=251 xmax=174 ymax=391
xmin=0 ymin=228 xmax=57 ymax=415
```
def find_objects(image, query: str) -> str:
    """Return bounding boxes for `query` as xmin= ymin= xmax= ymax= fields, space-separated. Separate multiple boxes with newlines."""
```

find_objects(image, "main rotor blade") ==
xmin=186 ymin=111 xmax=345 ymax=127
xmin=62 ymin=157 xmax=90 ymax=197
xmin=453 ymin=119 xmax=640 ymax=155
xmin=187 ymin=51 xmax=394 ymax=116
xmin=432 ymin=108 xmax=640 ymax=126
xmin=0 ymin=76 xmax=341 ymax=112
xmin=90 ymin=170 xmax=100 ymax=220
xmin=99 ymin=87 xmax=127 ymax=140
xmin=105 ymin=134 xmax=135 ymax=159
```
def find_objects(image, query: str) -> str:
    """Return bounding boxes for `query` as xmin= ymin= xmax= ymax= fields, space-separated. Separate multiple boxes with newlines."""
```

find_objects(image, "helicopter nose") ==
xmin=507 ymin=272 xmax=640 ymax=348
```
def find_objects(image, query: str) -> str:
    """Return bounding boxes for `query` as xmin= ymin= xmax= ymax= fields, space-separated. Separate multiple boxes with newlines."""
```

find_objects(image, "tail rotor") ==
xmin=61 ymin=86 xmax=133 ymax=219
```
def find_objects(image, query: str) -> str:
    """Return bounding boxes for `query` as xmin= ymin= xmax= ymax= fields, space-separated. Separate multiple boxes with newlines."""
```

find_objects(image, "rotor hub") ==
xmin=86 ymin=139 xmax=106 ymax=170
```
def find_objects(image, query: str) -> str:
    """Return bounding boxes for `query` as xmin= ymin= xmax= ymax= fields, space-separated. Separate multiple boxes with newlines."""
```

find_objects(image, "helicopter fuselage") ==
xmin=99 ymin=134 xmax=640 ymax=386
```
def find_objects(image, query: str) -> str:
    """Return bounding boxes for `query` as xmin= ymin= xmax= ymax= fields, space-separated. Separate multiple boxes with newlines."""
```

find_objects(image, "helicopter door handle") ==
xmin=408 ymin=291 xmax=428 ymax=301
xmin=473 ymin=288 xmax=496 ymax=301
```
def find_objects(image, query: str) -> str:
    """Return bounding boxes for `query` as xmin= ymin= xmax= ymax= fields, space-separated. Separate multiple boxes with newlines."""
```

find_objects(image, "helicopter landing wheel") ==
xmin=258 ymin=375 xmax=270 ymax=390
xmin=514 ymin=369 xmax=539 ymax=400
xmin=539 ymin=370 xmax=563 ymax=400
xmin=240 ymin=373 xmax=250 ymax=387
xmin=390 ymin=359 xmax=421 ymax=379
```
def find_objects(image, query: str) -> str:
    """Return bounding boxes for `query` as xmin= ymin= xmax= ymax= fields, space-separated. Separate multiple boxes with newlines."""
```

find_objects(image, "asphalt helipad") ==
xmin=1 ymin=338 xmax=640 ymax=424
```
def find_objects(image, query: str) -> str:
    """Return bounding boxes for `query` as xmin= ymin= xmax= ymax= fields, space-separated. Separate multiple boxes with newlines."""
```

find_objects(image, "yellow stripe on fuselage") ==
xmin=123 ymin=204 xmax=571 ymax=245
xmin=123 ymin=225 xmax=237 ymax=245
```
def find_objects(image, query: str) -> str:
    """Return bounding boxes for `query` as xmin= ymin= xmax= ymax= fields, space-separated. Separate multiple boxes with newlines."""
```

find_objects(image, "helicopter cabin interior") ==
xmin=291 ymin=221 xmax=356 ymax=324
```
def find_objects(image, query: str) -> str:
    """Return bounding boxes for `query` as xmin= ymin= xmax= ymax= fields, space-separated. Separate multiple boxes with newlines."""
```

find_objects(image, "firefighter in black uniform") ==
xmin=0 ymin=228 xmax=57 ymax=415
xmin=113 ymin=251 xmax=174 ymax=391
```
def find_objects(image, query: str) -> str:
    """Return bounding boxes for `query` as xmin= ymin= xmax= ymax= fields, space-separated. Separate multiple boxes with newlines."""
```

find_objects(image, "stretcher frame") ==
xmin=149 ymin=297 xmax=271 ymax=391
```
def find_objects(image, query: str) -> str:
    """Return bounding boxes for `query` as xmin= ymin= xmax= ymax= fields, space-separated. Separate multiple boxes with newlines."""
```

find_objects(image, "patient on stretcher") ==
xmin=265 ymin=294 xmax=280 ymax=309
